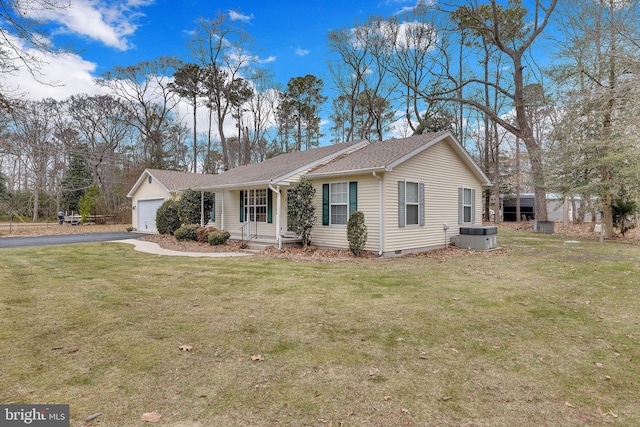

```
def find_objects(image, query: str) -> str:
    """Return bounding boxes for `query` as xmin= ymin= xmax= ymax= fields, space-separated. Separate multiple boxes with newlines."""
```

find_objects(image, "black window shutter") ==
xmin=267 ymin=190 xmax=273 ymax=223
xmin=322 ymin=184 xmax=329 ymax=226
xmin=349 ymin=181 xmax=358 ymax=214
xmin=240 ymin=190 xmax=244 ymax=222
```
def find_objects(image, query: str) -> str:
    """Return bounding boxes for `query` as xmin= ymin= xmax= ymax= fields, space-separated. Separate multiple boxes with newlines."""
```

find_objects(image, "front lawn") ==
xmin=1 ymin=233 xmax=638 ymax=426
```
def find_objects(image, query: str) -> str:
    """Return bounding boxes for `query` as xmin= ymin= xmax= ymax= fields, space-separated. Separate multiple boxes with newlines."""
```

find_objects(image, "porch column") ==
xmin=221 ymin=190 xmax=225 ymax=230
xmin=276 ymin=186 xmax=281 ymax=249
xmin=269 ymin=183 xmax=282 ymax=249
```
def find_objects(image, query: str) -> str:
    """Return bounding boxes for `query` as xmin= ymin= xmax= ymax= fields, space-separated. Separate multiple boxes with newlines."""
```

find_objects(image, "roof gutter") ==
xmin=306 ymin=166 xmax=388 ymax=180
xmin=191 ymin=180 xmax=291 ymax=192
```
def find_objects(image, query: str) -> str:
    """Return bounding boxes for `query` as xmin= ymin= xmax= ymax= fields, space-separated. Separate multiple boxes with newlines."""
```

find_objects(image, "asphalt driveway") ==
xmin=0 ymin=232 xmax=142 ymax=249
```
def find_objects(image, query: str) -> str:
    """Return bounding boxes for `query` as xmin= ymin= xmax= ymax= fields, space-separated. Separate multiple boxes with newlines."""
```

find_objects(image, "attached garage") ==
xmin=137 ymin=199 xmax=165 ymax=233
xmin=127 ymin=169 xmax=216 ymax=233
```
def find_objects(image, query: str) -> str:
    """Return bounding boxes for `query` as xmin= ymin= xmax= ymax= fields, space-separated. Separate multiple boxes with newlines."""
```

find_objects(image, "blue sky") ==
xmin=3 ymin=0 xmax=427 ymax=146
xmin=12 ymin=0 xmax=417 ymax=98
xmin=6 ymin=0 xmax=557 ymax=147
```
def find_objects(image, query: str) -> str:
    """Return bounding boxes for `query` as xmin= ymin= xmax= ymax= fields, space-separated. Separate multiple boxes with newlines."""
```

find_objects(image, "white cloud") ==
xmin=295 ymin=47 xmax=310 ymax=56
xmin=2 ymin=36 xmax=105 ymax=101
xmin=31 ymin=0 xmax=153 ymax=51
xmin=390 ymin=0 xmax=436 ymax=15
xmin=228 ymin=10 xmax=254 ymax=22
xmin=259 ymin=55 xmax=277 ymax=64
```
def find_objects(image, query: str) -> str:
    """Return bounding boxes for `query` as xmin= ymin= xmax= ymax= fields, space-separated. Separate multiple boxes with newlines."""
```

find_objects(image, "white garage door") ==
xmin=137 ymin=199 xmax=165 ymax=233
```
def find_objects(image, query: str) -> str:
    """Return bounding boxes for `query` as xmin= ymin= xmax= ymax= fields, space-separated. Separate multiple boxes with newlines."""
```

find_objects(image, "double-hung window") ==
xmin=405 ymin=181 xmax=420 ymax=226
xmin=330 ymin=182 xmax=349 ymax=225
xmin=322 ymin=182 xmax=357 ymax=226
xmin=398 ymin=180 xmax=424 ymax=227
xmin=458 ymin=187 xmax=475 ymax=224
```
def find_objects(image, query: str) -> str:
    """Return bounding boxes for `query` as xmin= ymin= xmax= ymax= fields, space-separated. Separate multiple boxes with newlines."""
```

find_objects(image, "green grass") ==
xmin=1 ymin=233 xmax=639 ymax=426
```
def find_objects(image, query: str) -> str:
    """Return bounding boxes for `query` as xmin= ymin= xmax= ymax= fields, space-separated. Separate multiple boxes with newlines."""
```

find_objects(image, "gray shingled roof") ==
xmin=130 ymin=132 xmax=489 ymax=196
xmin=146 ymin=169 xmax=218 ymax=191
xmin=306 ymin=132 xmax=450 ymax=177
xmin=193 ymin=139 xmax=368 ymax=189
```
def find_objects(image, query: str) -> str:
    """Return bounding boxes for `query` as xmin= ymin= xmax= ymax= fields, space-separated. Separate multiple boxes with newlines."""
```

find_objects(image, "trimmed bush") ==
xmin=208 ymin=229 xmax=230 ymax=245
xmin=179 ymin=189 xmax=214 ymax=225
xmin=286 ymin=177 xmax=316 ymax=247
xmin=156 ymin=199 xmax=181 ymax=235
xmin=347 ymin=210 xmax=368 ymax=257
xmin=196 ymin=226 xmax=217 ymax=243
xmin=174 ymin=224 xmax=199 ymax=241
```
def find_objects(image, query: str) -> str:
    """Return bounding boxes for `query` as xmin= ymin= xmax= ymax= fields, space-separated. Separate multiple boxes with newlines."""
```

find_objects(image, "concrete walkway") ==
xmin=112 ymin=239 xmax=253 ymax=258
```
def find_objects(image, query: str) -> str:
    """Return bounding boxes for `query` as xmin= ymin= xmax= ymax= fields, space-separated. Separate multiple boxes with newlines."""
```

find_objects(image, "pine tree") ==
xmin=60 ymin=145 xmax=93 ymax=213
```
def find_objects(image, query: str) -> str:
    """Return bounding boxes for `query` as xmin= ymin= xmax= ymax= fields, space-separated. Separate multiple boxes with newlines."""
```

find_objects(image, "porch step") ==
xmin=229 ymin=234 xmax=302 ymax=251
xmin=244 ymin=242 xmax=274 ymax=252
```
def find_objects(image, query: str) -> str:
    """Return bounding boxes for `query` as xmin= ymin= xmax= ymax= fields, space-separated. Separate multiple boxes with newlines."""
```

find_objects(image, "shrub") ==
xmin=179 ymin=189 xmax=214 ymax=226
xmin=174 ymin=224 xmax=199 ymax=241
xmin=347 ymin=210 xmax=368 ymax=257
xmin=287 ymin=177 xmax=316 ymax=247
xmin=208 ymin=229 xmax=230 ymax=245
xmin=156 ymin=199 xmax=181 ymax=235
xmin=196 ymin=226 xmax=217 ymax=243
xmin=78 ymin=183 xmax=104 ymax=222
xmin=612 ymin=194 xmax=638 ymax=236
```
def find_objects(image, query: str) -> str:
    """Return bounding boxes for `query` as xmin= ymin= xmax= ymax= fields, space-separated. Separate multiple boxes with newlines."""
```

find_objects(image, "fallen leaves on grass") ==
xmin=251 ymin=354 xmax=265 ymax=361
xmin=179 ymin=345 xmax=193 ymax=352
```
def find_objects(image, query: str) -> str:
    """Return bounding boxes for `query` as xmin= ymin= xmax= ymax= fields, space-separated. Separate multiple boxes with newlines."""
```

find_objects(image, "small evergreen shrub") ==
xmin=179 ymin=189 xmax=214 ymax=226
xmin=347 ymin=210 xmax=368 ymax=257
xmin=208 ymin=229 xmax=230 ymax=245
xmin=196 ymin=226 xmax=217 ymax=243
xmin=287 ymin=177 xmax=316 ymax=247
xmin=612 ymin=194 xmax=638 ymax=236
xmin=174 ymin=224 xmax=199 ymax=241
xmin=156 ymin=199 xmax=181 ymax=235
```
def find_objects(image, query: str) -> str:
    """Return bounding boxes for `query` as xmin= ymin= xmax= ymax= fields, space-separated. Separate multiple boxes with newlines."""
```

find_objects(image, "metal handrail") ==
xmin=240 ymin=220 xmax=258 ymax=248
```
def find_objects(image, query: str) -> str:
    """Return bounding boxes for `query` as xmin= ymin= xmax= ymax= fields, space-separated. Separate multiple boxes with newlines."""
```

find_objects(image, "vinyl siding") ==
xmin=382 ymin=139 xmax=483 ymax=254
xmin=311 ymin=174 xmax=380 ymax=252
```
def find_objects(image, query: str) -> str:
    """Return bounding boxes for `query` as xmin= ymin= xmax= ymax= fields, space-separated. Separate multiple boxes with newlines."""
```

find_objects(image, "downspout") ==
xmin=373 ymin=172 xmax=383 ymax=256
xmin=269 ymin=183 xmax=282 ymax=249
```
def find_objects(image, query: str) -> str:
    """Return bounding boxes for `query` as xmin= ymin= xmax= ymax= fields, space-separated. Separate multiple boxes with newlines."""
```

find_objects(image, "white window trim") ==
xmin=329 ymin=182 xmax=349 ymax=226
xmin=245 ymin=188 xmax=268 ymax=223
xmin=459 ymin=187 xmax=475 ymax=224
xmin=405 ymin=181 xmax=420 ymax=226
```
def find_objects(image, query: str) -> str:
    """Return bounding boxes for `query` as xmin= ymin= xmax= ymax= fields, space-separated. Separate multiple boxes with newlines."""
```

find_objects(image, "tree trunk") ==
xmin=192 ymin=97 xmax=198 ymax=173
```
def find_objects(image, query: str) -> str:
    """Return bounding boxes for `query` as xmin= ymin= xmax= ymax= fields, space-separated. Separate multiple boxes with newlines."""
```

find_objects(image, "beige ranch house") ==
xmin=127 ymin=131 xmax=491 ymax=256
